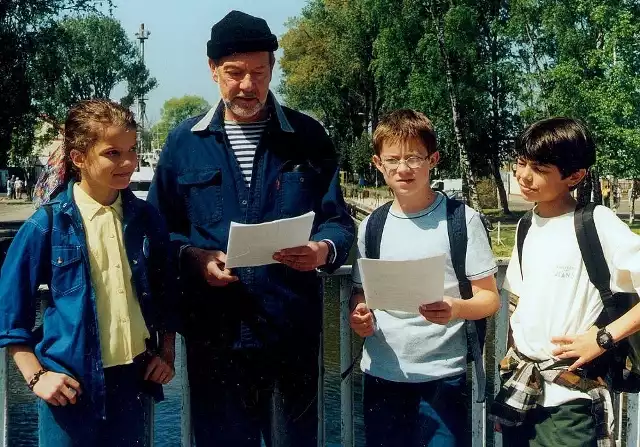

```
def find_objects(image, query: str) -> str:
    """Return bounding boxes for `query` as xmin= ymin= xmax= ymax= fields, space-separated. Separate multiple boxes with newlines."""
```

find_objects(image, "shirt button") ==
xmin=109 ymin=234 xmax=115 ymax=239
xmin=300 ymin=177 xmax=305 ymax=183
xmin=117 ymin=289 xmax=124 ymax=294
xmin=242 ymin=200 xmax=248 ymax=205
xmin=115 ymin=264 xmax=120 ymax=269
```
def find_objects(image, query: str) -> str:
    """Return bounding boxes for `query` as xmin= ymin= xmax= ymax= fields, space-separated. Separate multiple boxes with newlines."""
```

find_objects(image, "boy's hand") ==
xmin=350 ymin=302 xmax=374 ymax=337
xmin=33 ymin=372 xmax=82 ymax=406
xmin=273 ymin=241 xmax=329 ymax=271
xmin=551 ymin=326 xmax=605 ymax=372
xmin=145 ymin=356 xmax=175 ymax=385
xmin=419 ymin=297 xmax=459 ymax=325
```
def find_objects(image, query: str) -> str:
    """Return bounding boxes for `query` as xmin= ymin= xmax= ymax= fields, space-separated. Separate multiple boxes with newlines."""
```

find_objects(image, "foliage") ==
xmin=280 ymin=0 xmax=640 ymax=209
xmin=150 ymin=96 xmax=211 ymax=148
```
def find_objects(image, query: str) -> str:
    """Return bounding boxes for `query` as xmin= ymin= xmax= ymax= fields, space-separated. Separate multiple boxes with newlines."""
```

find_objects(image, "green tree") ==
xmin=0 ymin=1 xmax=114 ymax=164
xmin=151 ymin=96 xmax=211 ymax=147
xmin=36 ymin=15 xmax=157 ymax=123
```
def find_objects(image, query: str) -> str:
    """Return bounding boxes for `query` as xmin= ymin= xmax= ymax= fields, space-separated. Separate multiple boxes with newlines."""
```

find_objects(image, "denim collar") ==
xmin=190 ymin=91 xmax=294 ymax=134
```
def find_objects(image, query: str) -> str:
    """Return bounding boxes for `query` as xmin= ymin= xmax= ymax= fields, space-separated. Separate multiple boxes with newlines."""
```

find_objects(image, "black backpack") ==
xmin=363 ymin=198 xmax=488 ymax=402
xmin=516 ymin=203 xmax=640 ymax=393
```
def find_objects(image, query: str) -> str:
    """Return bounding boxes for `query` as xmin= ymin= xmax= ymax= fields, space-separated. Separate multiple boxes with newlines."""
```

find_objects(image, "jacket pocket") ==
xmin=278 ymin=171 xmax=316 ymax=217
xmin=50 ymin=246 xmax=83 ymax=296
xmin=178 ymin=169 xmax=223 ymax=225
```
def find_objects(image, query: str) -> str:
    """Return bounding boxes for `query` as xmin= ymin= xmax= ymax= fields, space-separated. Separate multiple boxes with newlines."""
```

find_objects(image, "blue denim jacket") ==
xmin=0 ymin=182 xmax=179 ymax=418
xmin=148 ymin=93 xmax=355 ymax=351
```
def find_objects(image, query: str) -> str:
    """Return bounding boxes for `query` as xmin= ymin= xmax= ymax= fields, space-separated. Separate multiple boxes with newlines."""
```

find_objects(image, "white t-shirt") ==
xmin=504 ymin=205 xmax=640 ymax=406
xmin=352 ymin=193 xmax=497 ymax=382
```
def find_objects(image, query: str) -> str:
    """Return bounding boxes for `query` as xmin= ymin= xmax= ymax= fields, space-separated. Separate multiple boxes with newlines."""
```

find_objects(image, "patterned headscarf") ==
xmin=32 ymin=144 xmax=68 ymax=209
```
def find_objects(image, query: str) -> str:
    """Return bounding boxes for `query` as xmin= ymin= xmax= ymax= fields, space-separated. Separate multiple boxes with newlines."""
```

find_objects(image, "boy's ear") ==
xmin=429 ymin=151 xmax=440 ymax=168
xmin=372 ymin=155 xmax=385 ymax=174
xmin=567 ymin=168 xmax=587 ymax=189
xmin=69 ymin=149 xmax=86 ymax=171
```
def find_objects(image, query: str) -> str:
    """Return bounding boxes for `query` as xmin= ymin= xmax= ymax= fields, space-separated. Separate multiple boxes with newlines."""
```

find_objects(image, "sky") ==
xmin=107 ymin=0 xmax=308 ymax=124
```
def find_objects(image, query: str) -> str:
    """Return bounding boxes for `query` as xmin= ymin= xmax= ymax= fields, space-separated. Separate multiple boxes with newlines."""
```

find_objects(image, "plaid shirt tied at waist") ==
xmin=489 ymin=347 xmax=615 ymax=447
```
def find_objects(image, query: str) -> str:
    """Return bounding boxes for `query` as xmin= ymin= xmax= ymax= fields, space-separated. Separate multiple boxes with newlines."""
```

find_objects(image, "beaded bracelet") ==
xmin=27 ymin=369 xmax=48 ymax=391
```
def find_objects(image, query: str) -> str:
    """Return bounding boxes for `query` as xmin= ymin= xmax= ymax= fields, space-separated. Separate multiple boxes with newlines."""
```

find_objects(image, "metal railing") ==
xmin=1 ymin=264 xmax=640 ymax=446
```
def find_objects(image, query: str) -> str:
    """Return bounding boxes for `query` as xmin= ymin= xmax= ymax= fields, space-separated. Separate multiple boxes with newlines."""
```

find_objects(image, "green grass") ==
xmin=488 ymin=217 xmax=640 ymax=258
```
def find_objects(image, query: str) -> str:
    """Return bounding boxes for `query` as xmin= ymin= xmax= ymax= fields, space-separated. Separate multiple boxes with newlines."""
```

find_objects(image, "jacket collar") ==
xmin=191 ymin=91 xmax=294 ymax=134
xmin=54 ymin=181 xmax=143 ymax=224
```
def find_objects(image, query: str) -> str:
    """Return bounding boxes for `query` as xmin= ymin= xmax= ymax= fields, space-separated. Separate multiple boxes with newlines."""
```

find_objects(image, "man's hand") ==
xmin=144 ymin=356 xmax=175 ymax=385
xmin=185 ymin=247 xmax=238 ymax=287
xmin=350 ymin=302 xmax=375 ymax=337
xmin=551 ymin=326 xmax=605 ymax=372
xmin=419 ymin=297 xmax=459 ymax=325
xmin=33 ymin=372 xmax=82 ymax=406
xmin=273 ymin=241 xmax=329 ymax=271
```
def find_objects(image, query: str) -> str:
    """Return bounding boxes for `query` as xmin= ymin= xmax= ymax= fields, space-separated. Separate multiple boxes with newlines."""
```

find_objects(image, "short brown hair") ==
xmin=373 ymin=109 xmax=437 ymax=156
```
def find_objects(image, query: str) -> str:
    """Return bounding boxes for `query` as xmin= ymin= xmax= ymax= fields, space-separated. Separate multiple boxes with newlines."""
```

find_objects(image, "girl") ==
xmin=0 ymin=99 xmax=179 ymax=446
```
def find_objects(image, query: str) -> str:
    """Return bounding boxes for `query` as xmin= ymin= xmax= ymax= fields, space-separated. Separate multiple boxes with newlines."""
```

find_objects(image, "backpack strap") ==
xmin=574 ymin=203 xmax=617 ymax=317
xmin=365 ymin=201 xmax=393 ymax=260
xmin=446 ymin=198 xmax=471 ymax=299
xmin=516 ymin=211 xmax=534 ymax=278
xmin=446 ymin=197 xmax=486 ymax=402
xmin=341 ymin=201 xmax=392 ymax=382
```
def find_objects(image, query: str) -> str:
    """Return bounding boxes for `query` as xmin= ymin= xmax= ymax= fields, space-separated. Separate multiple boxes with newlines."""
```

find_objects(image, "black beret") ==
xmin=207 ymin=10 xmax=278 ymax=61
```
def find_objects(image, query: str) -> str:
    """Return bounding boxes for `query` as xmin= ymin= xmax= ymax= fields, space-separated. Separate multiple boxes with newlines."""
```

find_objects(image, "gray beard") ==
xmin=223 ymin=98 xmax=265 ymax=119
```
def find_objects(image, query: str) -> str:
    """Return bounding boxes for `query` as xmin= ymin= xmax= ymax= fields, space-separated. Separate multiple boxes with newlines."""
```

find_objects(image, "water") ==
xmin=5 ymin=278 xmax=366 ymax=446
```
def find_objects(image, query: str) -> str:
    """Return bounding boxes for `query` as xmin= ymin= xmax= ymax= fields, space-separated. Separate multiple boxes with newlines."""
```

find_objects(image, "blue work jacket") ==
xmin=148 ymin=93 xmax=355 ymax=352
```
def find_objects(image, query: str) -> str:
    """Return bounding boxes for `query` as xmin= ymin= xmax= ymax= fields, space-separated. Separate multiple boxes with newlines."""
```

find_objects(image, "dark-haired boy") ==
xmin=491 ymin=117 xmax=640 ymax=446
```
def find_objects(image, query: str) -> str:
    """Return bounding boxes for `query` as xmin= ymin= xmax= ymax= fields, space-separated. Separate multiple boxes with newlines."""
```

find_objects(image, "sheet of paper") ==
xmin=225 ymin=211 xmax=315 ymax=268
xmin=358 ymin=255 xmax=445 ymax=313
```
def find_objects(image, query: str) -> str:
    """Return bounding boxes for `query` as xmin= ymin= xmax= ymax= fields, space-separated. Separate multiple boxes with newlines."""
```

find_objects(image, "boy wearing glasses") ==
xmin=349 ymin=109 xmax=500 ymax=446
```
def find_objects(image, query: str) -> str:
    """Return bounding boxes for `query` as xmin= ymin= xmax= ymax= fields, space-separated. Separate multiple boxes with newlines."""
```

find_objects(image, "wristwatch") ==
xmin=596 ymin=327 xmax=616 ymax=350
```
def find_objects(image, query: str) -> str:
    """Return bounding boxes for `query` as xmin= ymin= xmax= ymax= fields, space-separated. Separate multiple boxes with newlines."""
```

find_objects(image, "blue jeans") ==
xmin=363 ymin=373 xmax=468 ymax=447
xmin=187 ymin=341 xmax=319 ymax=447
xmin=38 ymin=362 xmax=152 ymax=447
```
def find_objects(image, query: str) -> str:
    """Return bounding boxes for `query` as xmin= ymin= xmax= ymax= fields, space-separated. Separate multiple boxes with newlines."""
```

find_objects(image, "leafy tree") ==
xmin=0 ymin=1 xmax=114 ymax=164
xmin=151 ymin=96 xmax=211 ymax=148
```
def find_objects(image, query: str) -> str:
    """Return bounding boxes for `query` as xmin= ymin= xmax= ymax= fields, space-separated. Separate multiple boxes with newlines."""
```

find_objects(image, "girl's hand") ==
xmin=33 ymin=372 xmax=82 ymax=406
xmin=144 ymin=356 xmax=175 ymax=385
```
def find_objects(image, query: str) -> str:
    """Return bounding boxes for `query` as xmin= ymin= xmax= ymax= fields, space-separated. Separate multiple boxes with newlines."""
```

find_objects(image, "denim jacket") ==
xmin=148 ymin=92 xmax=355 ymax=351
xmin=0 ymin=182 xmax=179 ymax=418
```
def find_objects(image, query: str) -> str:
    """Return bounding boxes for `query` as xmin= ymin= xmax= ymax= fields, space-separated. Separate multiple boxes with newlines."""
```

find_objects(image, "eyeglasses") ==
xmin=380 ymin=156 xmax=428 ymax=171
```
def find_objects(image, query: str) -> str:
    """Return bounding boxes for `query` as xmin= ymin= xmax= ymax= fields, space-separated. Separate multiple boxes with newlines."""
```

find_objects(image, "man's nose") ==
xmin=240 ymin=74 xmax=255 ymax=91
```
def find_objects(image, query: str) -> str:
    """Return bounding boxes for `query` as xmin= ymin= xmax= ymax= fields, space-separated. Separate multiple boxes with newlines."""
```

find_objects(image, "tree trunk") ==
xmin=491 ymin=152 xmax=510 ymax=214
xmin=430 ymin=0 xmax=481 ymax=210
xmin=629 ymin=179 xmax=639 ymax=225
xmin=612 ymin=178 xmax=620 ymax=214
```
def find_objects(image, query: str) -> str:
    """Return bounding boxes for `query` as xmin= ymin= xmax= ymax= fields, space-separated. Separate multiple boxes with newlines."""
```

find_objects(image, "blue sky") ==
xmin=108 ymin=0 xmax=308 ymax=123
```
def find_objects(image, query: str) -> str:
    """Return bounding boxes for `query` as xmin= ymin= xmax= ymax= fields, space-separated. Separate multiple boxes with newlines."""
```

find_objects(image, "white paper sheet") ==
xmin=358 ymin=255 xmax=445 ymax=313
xmin=225 ymin=212 xmax=315 ymax=268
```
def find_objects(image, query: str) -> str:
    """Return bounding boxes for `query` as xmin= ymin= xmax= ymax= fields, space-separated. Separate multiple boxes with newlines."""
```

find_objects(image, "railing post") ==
xmin=492 ymin=264 xmax=510 ymax=447
xmin=627 ymin=393 xmax=639 ymax=447
xmin=340 ymin=275 xmax=354 ymax=447
xmin=0 ymin=348 xmax=7 ymax=447
xmin=180 ymin=336 xmax=192 ymax=447
xmin=317 ymin=279 xmax=327 ymax=447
